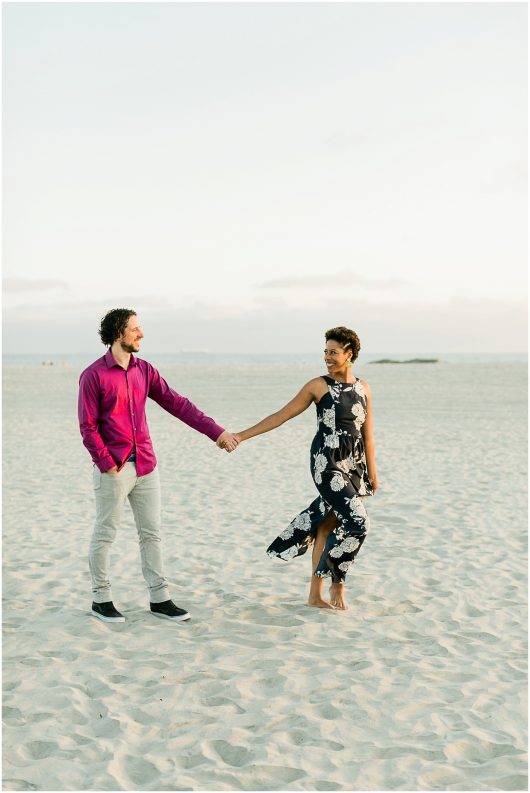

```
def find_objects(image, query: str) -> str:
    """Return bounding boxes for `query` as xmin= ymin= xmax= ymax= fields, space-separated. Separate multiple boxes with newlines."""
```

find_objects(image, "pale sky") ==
xmin=3 ymin=1 xmax=527 ymax=354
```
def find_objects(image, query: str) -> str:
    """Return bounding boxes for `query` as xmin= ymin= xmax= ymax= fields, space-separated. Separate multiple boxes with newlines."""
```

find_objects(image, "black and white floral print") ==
xmin=267 ymin=375 xmax=373 ymax=582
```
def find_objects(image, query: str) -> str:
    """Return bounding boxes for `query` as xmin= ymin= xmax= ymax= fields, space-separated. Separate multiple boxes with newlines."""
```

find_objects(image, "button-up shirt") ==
xmin=78 ymin=350 xmax=225 ymax=476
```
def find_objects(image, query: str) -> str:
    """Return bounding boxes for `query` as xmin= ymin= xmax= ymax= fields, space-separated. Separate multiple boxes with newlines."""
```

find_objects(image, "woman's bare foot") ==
xmin=308 ymin=573 xmax=335 ymax=609
xmin=329 ymin=583 xmax=347 ymax=610
xmin=307 ymin=596 xmax=335 ymax=609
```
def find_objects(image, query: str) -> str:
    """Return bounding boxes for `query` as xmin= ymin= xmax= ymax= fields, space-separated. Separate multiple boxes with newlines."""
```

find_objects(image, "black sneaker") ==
xmin=91 ymin=601 xmax=125 ymax=623
xmin=150 ymin=600 xmax=190 ymax=622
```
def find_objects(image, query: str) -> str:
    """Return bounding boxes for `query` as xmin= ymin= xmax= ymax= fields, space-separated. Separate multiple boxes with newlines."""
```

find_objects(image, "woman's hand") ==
xmin=369 ymin=472 xmax=379 ymax=494
xmin=216 ymin=431 xmax=240 ymax=453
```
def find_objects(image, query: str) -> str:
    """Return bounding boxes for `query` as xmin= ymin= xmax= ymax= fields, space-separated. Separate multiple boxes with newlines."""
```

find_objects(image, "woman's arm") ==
xmin=236 ymin=379 xmax=320 ymax=442
xmin=361 ymin=380 xmax=378 ymax=493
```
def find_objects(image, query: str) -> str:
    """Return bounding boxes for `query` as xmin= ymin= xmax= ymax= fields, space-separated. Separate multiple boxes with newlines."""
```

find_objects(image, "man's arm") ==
xmin=147 ymin=365 xmax=226 ymax=442
xmin=78 ymin=371 xmax=117 ymax=472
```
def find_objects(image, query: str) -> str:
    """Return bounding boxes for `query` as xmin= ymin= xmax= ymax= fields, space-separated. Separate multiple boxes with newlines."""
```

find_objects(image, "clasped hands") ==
xmin=216 ymin=430 xmax=241 ymax=453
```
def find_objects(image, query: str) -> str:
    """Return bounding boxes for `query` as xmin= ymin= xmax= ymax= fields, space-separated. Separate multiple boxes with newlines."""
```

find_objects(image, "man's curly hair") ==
xmin=325 ymin=326 xmax=361 ymax=362
xmin=98 ymin=308 xmax=137 ymax=347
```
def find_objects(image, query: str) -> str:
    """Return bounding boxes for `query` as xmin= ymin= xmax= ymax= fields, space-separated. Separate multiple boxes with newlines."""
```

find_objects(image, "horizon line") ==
xmin=3 ymin=351 xmax=528 ymax=358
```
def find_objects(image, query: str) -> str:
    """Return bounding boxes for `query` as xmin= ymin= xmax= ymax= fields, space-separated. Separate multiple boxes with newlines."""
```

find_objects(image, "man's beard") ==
xmin=120 ymin=341 xmax=139 ymax=353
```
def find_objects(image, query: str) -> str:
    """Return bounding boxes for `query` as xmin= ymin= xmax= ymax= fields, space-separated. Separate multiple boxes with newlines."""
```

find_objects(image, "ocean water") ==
xmin=2 ymin=351 xmax=528 ymax=369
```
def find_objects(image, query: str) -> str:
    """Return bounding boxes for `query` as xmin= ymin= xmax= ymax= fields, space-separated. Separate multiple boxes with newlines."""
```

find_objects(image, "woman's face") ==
xmin=324 ymin=339 xmax=351 ymax=373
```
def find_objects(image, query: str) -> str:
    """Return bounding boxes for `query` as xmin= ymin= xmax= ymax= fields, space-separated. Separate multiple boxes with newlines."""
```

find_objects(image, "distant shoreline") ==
xmin=2 ymin=352 xmax=527 ymax=368
xmin=369 ymin=358 xmax=440 ymax=364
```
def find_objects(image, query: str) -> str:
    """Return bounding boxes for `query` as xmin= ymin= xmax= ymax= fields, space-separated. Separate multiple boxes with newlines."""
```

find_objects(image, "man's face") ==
xmin=118 ymin=315 xmax=144 ymax=353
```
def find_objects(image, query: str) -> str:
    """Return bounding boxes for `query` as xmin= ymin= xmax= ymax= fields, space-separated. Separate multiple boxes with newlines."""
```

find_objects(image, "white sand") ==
xmin=3 ymin=358 xmax=527 ymax=790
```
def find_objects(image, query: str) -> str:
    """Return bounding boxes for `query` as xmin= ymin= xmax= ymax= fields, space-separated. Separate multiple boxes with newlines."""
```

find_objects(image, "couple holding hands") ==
xmin=78 ymin=309 xmax=378 ymax=624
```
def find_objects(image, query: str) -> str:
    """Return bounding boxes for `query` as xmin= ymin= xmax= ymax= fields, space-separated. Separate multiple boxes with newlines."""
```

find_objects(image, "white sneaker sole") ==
xmin=150 ymin=611 xmax=190 ymax=622
xmin=91 ymin=610 xmax=125 ymax=623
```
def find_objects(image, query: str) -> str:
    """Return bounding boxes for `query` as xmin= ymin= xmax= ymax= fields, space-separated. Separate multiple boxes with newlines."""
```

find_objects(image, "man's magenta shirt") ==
xmin=78 ymin=350 xmax=225 ymax=475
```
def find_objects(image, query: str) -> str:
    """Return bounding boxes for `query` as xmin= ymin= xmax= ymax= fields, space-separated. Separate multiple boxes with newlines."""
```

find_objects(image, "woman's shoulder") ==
xmin=356 ymin=378 xmax=371 ymax=396
xmin=304 ymin=374 xmax=330 ymax=387
xmin=303 ymin=375 xmax=330 ymax=399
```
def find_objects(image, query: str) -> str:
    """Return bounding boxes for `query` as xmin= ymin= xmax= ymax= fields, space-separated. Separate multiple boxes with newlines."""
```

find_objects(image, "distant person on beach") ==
xmin=78 ymin=308 xmax=239 ymax=624
xmin=234 ymin=327 xmax=378 ymax=610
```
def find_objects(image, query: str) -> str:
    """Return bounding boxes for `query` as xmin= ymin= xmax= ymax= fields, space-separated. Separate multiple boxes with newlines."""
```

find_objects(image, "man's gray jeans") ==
xmin=89 ymin=462 xmax=170 ymax=604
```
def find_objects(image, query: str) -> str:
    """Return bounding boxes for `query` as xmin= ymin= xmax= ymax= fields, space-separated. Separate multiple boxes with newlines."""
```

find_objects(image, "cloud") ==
xmin=3 ymin=294 xmax=526 ymax=355
xmin=3 ymin=294 xmax=171 ymax=315
xmin=322 ymin=118 xmax=444 ymax=150
xmin=3 ymin=278 xmax=69 ymax=293
xmin=256 ymin=272 xmax=406 ymax=291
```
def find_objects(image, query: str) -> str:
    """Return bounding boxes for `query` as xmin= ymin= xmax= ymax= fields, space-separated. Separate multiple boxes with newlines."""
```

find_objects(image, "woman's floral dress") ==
xmin=267 ymin=375 xmax=373 ymax=582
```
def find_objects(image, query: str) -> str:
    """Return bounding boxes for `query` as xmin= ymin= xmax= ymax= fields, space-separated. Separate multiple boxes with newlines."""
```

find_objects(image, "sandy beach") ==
xmin=2 ymin=356 xmax=527 ymax=791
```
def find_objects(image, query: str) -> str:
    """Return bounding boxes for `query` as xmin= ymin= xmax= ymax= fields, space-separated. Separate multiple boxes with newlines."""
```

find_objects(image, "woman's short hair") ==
xmin=325 ymin=326 xmax=361 ymax=362
xmin=98 ymin=308 xmax=136 ymax=347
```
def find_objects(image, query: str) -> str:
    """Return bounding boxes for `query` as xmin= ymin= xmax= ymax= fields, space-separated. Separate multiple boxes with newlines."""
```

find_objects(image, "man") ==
xmin=78 ymin=308 xmax=238 ymax=624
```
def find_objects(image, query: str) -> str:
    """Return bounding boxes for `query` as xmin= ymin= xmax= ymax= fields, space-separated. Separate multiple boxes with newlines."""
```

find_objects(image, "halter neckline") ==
xmin=324 ymin=374 xmax=358 ymax=386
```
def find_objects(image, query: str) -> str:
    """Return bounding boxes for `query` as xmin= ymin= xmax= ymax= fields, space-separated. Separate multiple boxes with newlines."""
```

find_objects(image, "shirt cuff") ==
xmin=210 ymin=426 xmax=225 ymax=442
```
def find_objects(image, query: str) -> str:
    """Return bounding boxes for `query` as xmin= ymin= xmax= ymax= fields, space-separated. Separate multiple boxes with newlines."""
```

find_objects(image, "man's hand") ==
xmin=216 ymin=431 xmax=240 ymax=453
xmin=106 ymin=466 xmax=118 ymax=474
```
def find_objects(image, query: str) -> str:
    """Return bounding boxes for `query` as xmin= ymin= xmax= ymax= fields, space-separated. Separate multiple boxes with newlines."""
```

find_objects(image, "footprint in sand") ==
xmin=93 ymin=716 xmax=121 ymax=738
xmin=210 ymin=740 xmax=252 ymax=767
xmin=248 ymin=764 xmax=306 ymax=787
xmin=288 ymin=732 xmax=344 ymax=751
xmin=386 ymin=600 xmax=422 ymax=615
xmin=346 ymin=659 xmax=371 ymax=671
xmin=180 ymin=752 xmax=212 ymax=770
xmin=40 ymin=650 xmax=78 ymax=661
xmin=129 ymin=707 xmax=162 ymax=726
xmin=123 ymin=756 xmax=160 ymax=787
xmin=444 ymin=738 xmax=522 ymax=764
xmin=22 ymin=741 xmax=58 ymax=760
xmin=201 ymin=696 xmax=246 ymax=713
xmin=2 ymin=706 xmax=24 ymax=724
xmin=488 ymin=774 xmax=529 ymax=789
xmin=28 ymin=712 xmax=54 ymax=724
xmin=70 ymin=733 xmax=94 ymax=746
xmin=3 ymin=780 xmax=38 ymax=791
xmin=316 ymin=703 xmax=342 ymax=720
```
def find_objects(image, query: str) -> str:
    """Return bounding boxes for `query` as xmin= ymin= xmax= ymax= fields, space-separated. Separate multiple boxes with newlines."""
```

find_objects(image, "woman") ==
xmin=234 ymin=327 xmax=378 ymax=610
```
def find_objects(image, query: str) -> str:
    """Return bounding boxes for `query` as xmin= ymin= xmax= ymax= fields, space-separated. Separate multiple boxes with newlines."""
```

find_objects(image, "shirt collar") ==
xmin=104 ymin=349 xmax=138 ymax=368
